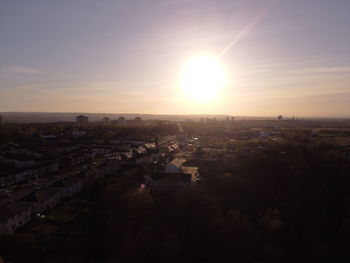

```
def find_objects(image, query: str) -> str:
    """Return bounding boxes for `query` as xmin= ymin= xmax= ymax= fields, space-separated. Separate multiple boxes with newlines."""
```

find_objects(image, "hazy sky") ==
xmin=1 ymin=0 xmax=350 ymax=117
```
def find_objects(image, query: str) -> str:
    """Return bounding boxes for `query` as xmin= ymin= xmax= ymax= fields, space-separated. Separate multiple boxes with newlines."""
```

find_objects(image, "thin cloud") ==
xmin=237 ymin=62 xmax=350 ymax=78
xmin=1 ymin=66 xmax=45 ymax=73
xmin=291 ymin=66 xmax=350 ymax=74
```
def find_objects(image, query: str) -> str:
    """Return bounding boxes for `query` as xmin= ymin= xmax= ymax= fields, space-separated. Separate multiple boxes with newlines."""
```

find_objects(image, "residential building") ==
xmin=118 ymin=116 xmax=125 ymax=126
xmin=181 ymin=166 xmax=200 ymax=183
xmin=136 ymin=155 xmax=153 ymax=165
xmin=52 ymin=176 xmax=84 ymax=199
xmin=72 ymin=130 xmax=87 ymax=137
xmin=102 ymin=116 xmax=110 ymax=125
xmin=76 ymin=115 xmax=89 ymax=127
xmin=165 ymin=158 xmax=186 ymax=173
xmin=21 ymin=187 xmax=61 ymax=214
xmin=0 ymin=203 xmax=31 ymax=235
xmin=134 ymin=116 xmax=142 ymax=124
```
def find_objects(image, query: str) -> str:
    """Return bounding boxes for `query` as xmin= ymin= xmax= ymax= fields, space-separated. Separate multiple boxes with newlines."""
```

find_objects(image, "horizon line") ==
xmin=0 ymin=111 xmax=350 ymax=119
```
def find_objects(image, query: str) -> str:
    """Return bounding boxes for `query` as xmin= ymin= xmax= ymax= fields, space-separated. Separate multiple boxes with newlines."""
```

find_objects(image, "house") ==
xmin=93 ymin=145 xmax=111 ymax=155
xmin=168 ymin=143 xmax=180 ymax=153
xmin=148 ymin=148 xmax=160 ymax=162
xmin=136 ymin=155 xmax=153 ymax=165
xmin=52 ymin=176 xmax=84 ymax=199
xmin=125 ymin=140 xmax=145 ymax=146
xmin=157 ymin=158 xmax=200 ymax=183
xmin=21 ymin=187 xmax=61 ymax=214
xmin=115 ymin=144 xmax=132 ymax=152
xmin=109 ymin=139 xmax=121 ymax=145
xmin=0 ymin=168 xmax=32 ymax=187
xmin=0 ymin=154 xmax=35 ymax=168
xmin=78 ymin=169 xmax=96 ymax=188
xmin=165 ymin=158 xmax=186 ymax=173
xmin=259 ymin=130 xmax=272 ymax=138
xmin=117 ymin=116 xmax=125 ymax=126
xmin=121 ymin=151 xmax=135 ymax=165
xmin=72 ymin=130 xmax=87 ymax=137
xmin=31 ymin=161 xmax=59 ymax=176
xmin=144 ymin=143 xmax=156 ymax=149
xmin=134 ymin=146 xmax=147 ymax=156
xmin=102 ymin=117 xmax=110 ymax=125
xmin=0 ymin=149 xmax=44 ymax=169
xmin=75 ymin=146 xmax=95 ymax=160
xmin=0 ymin=202 xmax=31 ymax=235
xmin=181 ymin=166 xmax=200 ymax=183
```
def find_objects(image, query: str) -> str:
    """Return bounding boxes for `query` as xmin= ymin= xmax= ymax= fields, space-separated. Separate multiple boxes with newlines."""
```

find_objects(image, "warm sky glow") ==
xmin=1 ymin=0 xmax=350 ymax=117
xmin=180 ymin=55 xmax=225 ymax=103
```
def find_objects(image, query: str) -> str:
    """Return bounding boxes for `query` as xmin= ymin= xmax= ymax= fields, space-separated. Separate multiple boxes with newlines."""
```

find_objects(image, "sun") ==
xmin=180 ymin=55 xmax=225 ymax=102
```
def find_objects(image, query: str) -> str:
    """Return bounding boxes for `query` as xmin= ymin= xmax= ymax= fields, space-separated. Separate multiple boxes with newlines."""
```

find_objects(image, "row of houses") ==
xmin=0 ymin=150 xmax=41 ymax=168
xmin=0 ymin=138 xmax=159 ymax=235
xmin=150 ymin=157 xmax=200 ymax=183
xmin=0 ymin=160 xmax=122 ymax=235
xmin=0 ymin=161 xmax=59 ymax=187
xmin=101 ymin=143 xmax=160 ymax=166
xmin=0 ymin=143 xmax=98 ymax=188
xmin=0 ymin=203 xmax=31 ymax=236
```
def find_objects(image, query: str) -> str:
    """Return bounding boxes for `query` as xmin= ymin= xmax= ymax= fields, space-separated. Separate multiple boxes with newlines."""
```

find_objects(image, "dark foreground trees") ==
xmin=2 ymin=139 xmax=350 ymax=262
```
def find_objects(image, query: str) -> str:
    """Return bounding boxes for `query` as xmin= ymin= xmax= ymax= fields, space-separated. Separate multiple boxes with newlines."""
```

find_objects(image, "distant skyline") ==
xmin=1 ymin=0 xmax=350 ymax=117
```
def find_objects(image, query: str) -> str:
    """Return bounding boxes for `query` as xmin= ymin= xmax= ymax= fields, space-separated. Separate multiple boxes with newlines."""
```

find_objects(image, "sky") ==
xmin=1 ymin=0 xmax=350 ymax=117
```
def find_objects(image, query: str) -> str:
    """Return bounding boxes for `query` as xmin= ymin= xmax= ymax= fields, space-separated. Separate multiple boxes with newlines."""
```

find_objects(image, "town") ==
xmin=1 ymin=114 xmax=350 ymax=262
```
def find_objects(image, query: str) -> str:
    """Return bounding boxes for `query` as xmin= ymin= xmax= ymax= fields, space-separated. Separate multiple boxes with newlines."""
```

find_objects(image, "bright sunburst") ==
xmin=180 ymin=55 xmax=225 ymax=102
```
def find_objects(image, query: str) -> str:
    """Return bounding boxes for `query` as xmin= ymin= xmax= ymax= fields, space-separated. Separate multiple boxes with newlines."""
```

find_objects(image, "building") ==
xmin=206 ymin=117 xmax=217 ymax=123
xmin=102 ymin=116 xmax=110 ymax=125
xmin=259 ymin=130 xmax=272 ymax=138
xmin=21 ymin=187 xmax=61 ymax=214
xmin=168 ymin=143 xmax=179 ymax=152
xmin=52 ymin=176 xmax=84 ymax=199
xmin=181 ymin=166 xmax=200 ymax=183
xmin=76 ymin=115 xmax=89 ymax=127
xmin=118 ymin=116 xmax=125 ymax=126
xmin=72 ymin=130 xmax=87 ymax=137
xmin=165 ymin=158 xmax=186 ymax=173
xmin=0 ymin=202 xmax=31 ymax=235
xmin=134 ymin=116 xmax=142 ymax=124
xmin=136 ymin=155 xmax=153 ymax=165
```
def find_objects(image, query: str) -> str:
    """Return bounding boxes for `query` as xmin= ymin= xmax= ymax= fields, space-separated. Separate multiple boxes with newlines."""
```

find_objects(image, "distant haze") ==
xmin=0 ymin=112 xmax=228 ymax=123
xmin=1 ymin=1 xmax=350 ymax=117
xmin=1 ymin=112 xmax=349 ymax=124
